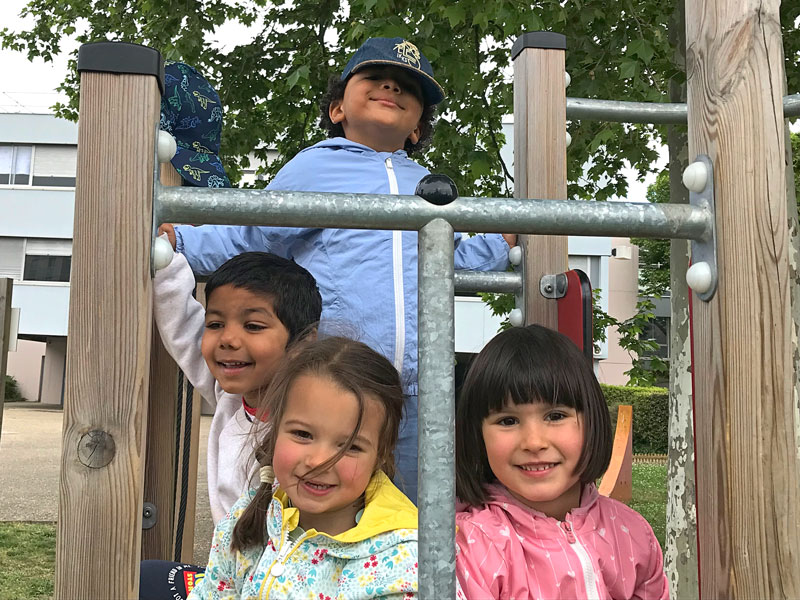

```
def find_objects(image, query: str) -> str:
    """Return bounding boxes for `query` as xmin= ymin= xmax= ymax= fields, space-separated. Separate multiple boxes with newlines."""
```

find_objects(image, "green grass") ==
xmin=0 ymin=465 xmax=668 ymax=595
xmin=629 ymin=463 xmax=668 ymax=551
xmin=0 ymin=522 xmax=56 ymax=600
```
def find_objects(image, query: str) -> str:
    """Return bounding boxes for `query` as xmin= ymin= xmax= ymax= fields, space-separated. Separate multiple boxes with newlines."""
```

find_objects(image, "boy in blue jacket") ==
xmin=160 ymin=37 xmax=515 ymax=503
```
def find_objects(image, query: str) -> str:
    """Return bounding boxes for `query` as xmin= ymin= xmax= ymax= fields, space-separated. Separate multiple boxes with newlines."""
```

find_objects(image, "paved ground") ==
xmin=0 ymin=402 xmax=214 ymax=564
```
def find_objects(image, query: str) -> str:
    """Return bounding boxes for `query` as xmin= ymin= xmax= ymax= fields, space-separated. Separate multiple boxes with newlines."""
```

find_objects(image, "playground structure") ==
xmin=53 ymin=2 xmax=800 ymax=598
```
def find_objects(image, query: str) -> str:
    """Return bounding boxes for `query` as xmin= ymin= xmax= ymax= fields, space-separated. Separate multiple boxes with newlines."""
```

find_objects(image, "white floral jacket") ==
xmin=188 ymin=471 xmax=418 ymax=599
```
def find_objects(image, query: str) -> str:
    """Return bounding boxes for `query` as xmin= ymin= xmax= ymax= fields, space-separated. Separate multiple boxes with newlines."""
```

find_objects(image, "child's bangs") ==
xmin=482 ymin=338 xmax=587 ymax=416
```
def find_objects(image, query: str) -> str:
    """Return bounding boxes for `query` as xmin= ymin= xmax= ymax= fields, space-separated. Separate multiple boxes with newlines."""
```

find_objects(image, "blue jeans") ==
xmin=393 ymin=393 xmax=418 ymax=504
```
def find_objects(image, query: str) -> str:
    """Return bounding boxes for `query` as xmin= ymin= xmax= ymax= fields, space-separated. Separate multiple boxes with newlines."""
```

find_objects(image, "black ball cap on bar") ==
xmin=511 ymin=32 xmax=567 ymax=60
xmin=77 ymin=42 xmax=165 ymax=95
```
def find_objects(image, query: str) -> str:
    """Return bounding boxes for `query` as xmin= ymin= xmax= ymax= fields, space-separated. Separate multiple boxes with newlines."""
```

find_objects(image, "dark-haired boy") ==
xmin=160 ymin=37 xmax=515 ymax=503
xmin=154 ymin=251 xmax=321 ymax=524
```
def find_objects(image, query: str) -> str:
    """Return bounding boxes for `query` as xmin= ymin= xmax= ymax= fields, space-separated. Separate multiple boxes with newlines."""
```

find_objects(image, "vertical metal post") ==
xmin=417 ymin=218 xmax=455 ymax=598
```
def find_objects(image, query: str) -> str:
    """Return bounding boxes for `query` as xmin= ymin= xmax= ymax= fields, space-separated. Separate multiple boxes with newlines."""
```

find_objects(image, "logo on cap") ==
xmin=394 ymin=40 xmax=421 ymax=70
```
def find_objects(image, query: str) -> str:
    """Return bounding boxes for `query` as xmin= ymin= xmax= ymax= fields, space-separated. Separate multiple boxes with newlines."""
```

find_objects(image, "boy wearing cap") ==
xmin=161 ymin=38 xmax=515 ymax=504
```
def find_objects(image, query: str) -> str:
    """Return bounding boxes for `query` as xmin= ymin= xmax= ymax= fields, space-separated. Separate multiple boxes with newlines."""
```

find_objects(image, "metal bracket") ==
xmin=540 ymin=273 xmax=568 ymax=299
xmin=689 ymin=154 xmax=718 ymax=302
xmin=142 ymin=502 xmax=157 ymax=530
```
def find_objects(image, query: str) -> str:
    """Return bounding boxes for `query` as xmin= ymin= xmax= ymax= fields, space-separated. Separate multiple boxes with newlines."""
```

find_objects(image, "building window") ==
xmin=22 ymin=239 xmax=72 ymax=283
xmin=0 ymin=144 xmax=77 ymax=188
xmin=23 ymin=255 xmax=71 ymax=282
xmin=32 ymin=145 xmax=77 ymax=187
xmin=0 ymin=144 xmax=32 ymax=185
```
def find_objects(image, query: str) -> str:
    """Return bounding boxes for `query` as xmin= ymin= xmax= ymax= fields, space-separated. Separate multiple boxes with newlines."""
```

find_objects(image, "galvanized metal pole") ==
xmin=417 ymin=218 xmax=455 ymax=599
xmin=156 ymin=185 xmax=712 ymax=242
xmin=565 ymin=93 xmax=800 ymax=124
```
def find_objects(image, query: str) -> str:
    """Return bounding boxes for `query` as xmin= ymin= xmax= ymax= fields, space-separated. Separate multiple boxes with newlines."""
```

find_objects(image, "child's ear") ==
xmin=329 ymin=100 xmax=345 ymax=124
xmin=407 ymin=123 xmax=421 ymax=145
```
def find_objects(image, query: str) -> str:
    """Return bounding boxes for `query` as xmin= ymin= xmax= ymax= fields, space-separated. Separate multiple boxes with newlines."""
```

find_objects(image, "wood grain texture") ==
xmin=55 ymin=72 xmax=160 ymax=599
xmin=0 ymin=278 xmax=12 ymax=441
xmin=141 ymin=325 xmax=179 ymax=559
xmin=686 ymin=2 xmax=800 ymax=597
xmin=513 ymin=46 xmax=568 ymax=328
xmin=141 ymin=164 xmax=185 ymax=561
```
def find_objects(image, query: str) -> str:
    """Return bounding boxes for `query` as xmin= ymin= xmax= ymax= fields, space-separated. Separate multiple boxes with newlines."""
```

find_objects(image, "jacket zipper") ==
xmin=561 ymin=520 xmax=601 ymax=600
xmin=384 ymin=157 xmax=405 ymax=377
xmin=259 ymin=527 xmax=315 ymax=598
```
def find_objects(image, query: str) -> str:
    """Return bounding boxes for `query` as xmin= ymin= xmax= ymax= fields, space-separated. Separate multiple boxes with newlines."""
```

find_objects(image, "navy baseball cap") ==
xmin=341 ymin=37 xmax=445 ymax=106
xmin=160 ymin=61 xmax=232 ymax=188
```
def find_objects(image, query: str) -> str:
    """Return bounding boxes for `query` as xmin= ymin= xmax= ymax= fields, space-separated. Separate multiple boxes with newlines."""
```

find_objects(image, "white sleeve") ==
xmin=153 ymin=252 xmax=217 ymax=404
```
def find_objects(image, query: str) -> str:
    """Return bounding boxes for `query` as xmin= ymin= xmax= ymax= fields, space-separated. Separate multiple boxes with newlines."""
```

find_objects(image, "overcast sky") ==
xmin=1 ymin=0 xmax=73 ymax=113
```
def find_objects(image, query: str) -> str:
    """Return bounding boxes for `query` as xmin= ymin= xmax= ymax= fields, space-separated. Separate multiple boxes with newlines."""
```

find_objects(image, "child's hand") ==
xmin=158 ymin=223 xmax=177 ymax=249
xmin=502 ymin=234 xmax=517 ymax=247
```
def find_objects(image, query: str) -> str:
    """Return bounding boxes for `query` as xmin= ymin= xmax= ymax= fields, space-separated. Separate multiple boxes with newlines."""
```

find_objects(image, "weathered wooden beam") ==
xmin=0 ymin=278 xmax=13 ymax=443
xmin=56 ymin=42 xmax=162 ymax=599
xmin=686 ymin=2 xmax=800 ymax=597
xmin=512 ymin=32 xmax=568 ymax=328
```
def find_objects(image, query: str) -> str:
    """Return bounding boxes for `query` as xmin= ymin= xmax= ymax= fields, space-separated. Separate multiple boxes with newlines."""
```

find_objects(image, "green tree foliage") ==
xmin=1 ymin=0 xmax=682 ymax=196
xmin=632 ymin=170 xmax=670 ymax=297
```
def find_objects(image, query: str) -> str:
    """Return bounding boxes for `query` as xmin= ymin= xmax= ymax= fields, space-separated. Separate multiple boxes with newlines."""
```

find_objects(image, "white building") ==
xmin=2 ymin=113 xmax=76 ymax=404
xmin=2 ymin=113 xmax=638 ymax=404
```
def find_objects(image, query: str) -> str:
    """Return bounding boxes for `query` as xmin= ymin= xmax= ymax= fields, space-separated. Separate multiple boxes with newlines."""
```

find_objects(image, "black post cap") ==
xmin=511 ymin=32 xmax=567 ymax=60
xmin=415 ymin=174 xmax=459 ymax=206
xmin=77 ymin=42 xmax=164 ymax=95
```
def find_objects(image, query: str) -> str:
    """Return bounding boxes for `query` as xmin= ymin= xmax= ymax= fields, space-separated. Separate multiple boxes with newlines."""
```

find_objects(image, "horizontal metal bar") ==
xmin=566 ymin=93 xmax=800 ymax=124
xmin=156 ymin=186 xmax=712 ymax=241
xmin=454 ymin=270 xmax=522 ymax=294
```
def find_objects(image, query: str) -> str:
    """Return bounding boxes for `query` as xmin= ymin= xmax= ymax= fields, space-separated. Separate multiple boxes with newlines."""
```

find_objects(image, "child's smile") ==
xmin=272 ymin=373 xmax=384 ymax=536
xmin=482 ymin=402 xmax=584 ymax=520
xmin=200 ymin=284 xmax=290 ymax=405
xmin=329 ymin=65 xmax=424 ymax=152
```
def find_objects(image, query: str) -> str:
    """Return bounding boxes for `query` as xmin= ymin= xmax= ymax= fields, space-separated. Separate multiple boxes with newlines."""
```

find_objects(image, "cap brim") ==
xmin=171 ymin=146 xmax=231 ymax=188
xmin=350 ymin=60 xmax=445 ymax=106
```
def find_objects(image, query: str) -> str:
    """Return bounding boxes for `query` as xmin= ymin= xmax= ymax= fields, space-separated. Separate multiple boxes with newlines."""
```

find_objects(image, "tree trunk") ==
xmin=664 ymin=1 xmax=699 ymax=597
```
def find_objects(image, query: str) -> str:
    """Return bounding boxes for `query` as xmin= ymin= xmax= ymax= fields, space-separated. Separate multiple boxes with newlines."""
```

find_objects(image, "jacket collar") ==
xmin=270 ymin=470 xmax=417 ymax=544
xmin=479 ymin=483 xmax=600 ymax=533
xmin=305 ymin=137 xmax=410 ymax=159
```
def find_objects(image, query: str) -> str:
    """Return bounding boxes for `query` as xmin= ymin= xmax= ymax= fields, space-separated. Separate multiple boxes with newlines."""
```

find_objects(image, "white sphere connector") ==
xmin=564 ymin=71 xmax=571 ymax=88
xmin=157 ymin=130 xmax=177 ymax=163
xmin=508 ymin=245 xmax=522 ymax=266
xmin=508 ymin=308 xmax=525 ymax=327
xmin=686 ymin=261 xmax=713 ymax=294
xmin=153 ymin=234 xmax=175 ymax=271
xmin=682 ymin=161 xmax=708 ymax=193
xmin=565 ymin=131 xmax=572 ymax=148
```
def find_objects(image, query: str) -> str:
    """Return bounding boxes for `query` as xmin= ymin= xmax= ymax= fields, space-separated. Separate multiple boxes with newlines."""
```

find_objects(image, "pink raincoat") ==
xmin=455 ymin=483 xmax=668 ymax=600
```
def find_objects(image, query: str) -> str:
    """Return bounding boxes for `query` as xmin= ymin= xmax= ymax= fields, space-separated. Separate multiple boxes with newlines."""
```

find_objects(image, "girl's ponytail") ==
xmin=231 ymin=458 xmax=275 ymax=553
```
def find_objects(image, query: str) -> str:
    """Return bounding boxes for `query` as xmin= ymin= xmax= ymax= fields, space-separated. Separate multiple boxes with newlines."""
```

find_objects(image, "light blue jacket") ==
xmin=175 ymin=138 xmax=510 ymax=395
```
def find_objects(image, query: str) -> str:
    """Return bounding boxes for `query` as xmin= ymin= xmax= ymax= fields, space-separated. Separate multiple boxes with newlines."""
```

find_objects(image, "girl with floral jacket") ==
xmin=189 ymin=337 xmax=418 ymax=599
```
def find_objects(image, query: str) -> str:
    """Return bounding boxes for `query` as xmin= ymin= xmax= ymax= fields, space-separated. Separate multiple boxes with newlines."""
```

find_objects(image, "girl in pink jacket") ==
xmin=454 ymin=325 xmax=669 ymax=600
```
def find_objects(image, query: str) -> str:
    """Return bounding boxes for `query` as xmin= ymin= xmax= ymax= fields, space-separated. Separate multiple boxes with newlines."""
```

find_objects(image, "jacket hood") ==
xmin=269 ymin=470 xmax=417 ymax=558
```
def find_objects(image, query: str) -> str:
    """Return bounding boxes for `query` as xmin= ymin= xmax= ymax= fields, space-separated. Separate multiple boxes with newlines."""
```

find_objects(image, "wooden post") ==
xmin=512 ymin=32 xmax=568 ymax=328
xmin=686 ymin=2 xmax=800 ymax=597
xmin=142 ymin=162 xmax=202 ymax=563
xmin=56 ymin=42 xmax=162 ymax=599
xmin=0 ymin=278 xmax=13 ymax=442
